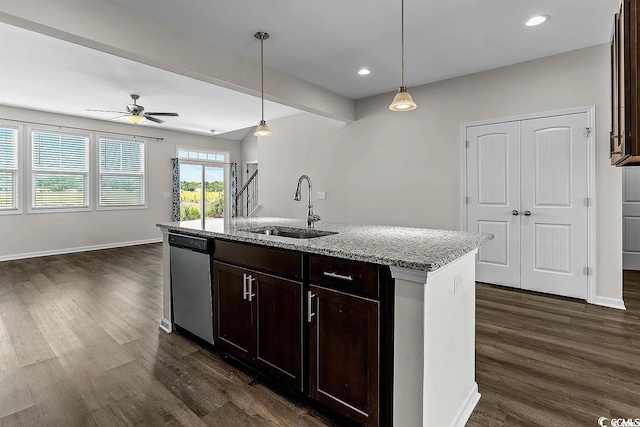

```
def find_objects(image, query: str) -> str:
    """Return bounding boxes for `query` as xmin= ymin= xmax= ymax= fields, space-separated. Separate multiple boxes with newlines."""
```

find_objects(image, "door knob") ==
xmin=523 ymin=210 xmax=531 ymax=216
xmin=511 ymin=210 xmax=519 ymax=216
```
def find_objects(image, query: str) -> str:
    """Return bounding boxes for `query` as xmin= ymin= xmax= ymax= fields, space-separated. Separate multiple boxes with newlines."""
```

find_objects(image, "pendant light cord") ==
xmin=401 ymin=0 xmax=405 ymax=88
xmin=261 ymin=37 xmax=265 ymax=122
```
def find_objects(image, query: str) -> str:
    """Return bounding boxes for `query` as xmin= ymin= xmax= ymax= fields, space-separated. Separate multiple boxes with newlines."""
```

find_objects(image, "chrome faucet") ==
xmin=294 ymin=175 xmax=321 ymax=229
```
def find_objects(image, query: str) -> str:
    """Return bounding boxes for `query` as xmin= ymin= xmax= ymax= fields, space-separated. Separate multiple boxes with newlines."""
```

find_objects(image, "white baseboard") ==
xmin=450 ymin=382 xmax=481 ymax=427
xmin=0 ymin=238 xmax=163 ymax=262
xmin=593 ymin=296 xmax=626 ymax=311
xmin=159 ymin=318 xmax=172 ymax=333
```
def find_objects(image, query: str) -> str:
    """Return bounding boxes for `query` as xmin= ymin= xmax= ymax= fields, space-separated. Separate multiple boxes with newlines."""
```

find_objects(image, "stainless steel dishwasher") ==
xmin=169 ymin=233 xmax=214 ymax=344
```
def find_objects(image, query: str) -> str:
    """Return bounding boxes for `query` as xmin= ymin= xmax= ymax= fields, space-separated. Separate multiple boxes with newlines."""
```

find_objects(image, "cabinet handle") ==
xmin=323 ymin=271 xmax=353 ymax=281
xmin=248 ymin=276 xmax=256 ymax=302
xmin=307 ymin=291 xmax=316 ymax=323
xmin=243 ymin=273 xmax=249 ymax=300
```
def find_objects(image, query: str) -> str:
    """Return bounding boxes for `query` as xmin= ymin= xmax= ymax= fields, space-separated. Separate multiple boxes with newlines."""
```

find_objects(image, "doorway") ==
xmin=462 ymin=108 xmax=596 ymax=301
xmin=179 ymin=162 xmax=228 ymax=227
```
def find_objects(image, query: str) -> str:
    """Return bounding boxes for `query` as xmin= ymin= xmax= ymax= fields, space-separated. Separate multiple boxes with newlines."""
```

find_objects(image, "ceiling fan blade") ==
xmin=145 ymin=112 xmax=179 ymax=117
xmin=144 ymin=115 xmax=164 ymax=124
xmin=86 ymin=109 xmax=128 ymax=114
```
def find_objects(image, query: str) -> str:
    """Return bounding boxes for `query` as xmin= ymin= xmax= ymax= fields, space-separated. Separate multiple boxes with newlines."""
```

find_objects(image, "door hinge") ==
xmin=584 ymin=197 xmax=590 ymax=207
xmin=586 ymin=127 xmax=592 ymax=137
xmin=465 ymin=140 xmax=469 ymax=149
xmin=583 ymin=266 xmax=591 ymax=276
xmin=465 ymin=196 xmax=469 ymax=205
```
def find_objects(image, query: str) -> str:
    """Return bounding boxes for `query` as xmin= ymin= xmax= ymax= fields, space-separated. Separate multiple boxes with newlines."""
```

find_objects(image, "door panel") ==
xmin=309 ymin=285 xmax=379 ymax=427
xmin=213 ymin=262 xmax=253 ymax=360
xmin=467 ymin=122 xmax=521 ymax=287
xmin=254 ymin=273 xmax=303 ymax=391
xmin=520 ymin=114 xmax=589 ymax=299
xmin=623 ymin=167 xmax=640 ymax=269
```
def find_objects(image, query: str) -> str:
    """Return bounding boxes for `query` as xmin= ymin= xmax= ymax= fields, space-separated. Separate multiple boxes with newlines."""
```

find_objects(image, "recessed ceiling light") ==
xmin=524 ymin=15 xmax=549 ymax=27
xmin=358 ymin=69 xmax=371 ymax=76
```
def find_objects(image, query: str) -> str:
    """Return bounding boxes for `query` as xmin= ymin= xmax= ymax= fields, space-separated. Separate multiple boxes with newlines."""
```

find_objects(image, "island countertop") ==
xmin=157 ymin=217 xmax=492 ymax=272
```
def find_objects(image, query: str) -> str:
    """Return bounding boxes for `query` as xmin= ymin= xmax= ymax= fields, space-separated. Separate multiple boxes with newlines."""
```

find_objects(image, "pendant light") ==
xmin=389 ymin=0 xmax=417 ymax=111
xmin=254 ymin=31 xmax=272 ymax=136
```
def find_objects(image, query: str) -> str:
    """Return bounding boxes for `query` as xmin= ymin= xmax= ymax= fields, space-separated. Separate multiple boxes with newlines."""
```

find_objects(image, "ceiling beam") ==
xmin=0 ymin=0 xmax=355 ymax=123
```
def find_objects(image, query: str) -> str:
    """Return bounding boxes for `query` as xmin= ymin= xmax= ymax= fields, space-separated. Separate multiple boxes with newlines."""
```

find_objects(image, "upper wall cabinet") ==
xmin=611 ymin=0 xmax=640 ymax=166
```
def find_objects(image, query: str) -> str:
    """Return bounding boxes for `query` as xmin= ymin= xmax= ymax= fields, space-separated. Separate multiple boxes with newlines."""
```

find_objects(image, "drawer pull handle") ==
xmin=323 ymin=271 xmax=354 ymax=281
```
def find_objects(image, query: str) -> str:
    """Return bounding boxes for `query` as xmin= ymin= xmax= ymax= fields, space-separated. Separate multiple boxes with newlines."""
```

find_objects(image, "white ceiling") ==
xmin=0 ymin=23 xmax=301 ymax=138
xmin=0 ymin=1 xmax=619 ymax=137
xmin=108 ymin=0 xmax=619 ymax=100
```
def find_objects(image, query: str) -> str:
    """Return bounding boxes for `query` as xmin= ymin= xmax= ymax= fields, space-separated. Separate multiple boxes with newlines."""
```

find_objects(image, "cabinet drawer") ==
xmin=214 ymin=240 xmax=303 ymax=280
xmin=309 ymin=255 xmax=379 ymax=298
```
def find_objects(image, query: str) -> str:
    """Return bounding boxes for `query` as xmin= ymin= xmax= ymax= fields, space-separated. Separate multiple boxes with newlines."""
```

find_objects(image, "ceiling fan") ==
xmin=86 ymin=94 xmax=179 ymax=124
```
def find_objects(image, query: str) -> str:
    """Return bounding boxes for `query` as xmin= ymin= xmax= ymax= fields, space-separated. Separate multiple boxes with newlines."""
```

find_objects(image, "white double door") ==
xmin=466 ymin=112 xmax=590 ymax=299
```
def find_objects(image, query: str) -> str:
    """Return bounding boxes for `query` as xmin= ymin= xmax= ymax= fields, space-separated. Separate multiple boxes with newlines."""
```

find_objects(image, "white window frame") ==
xmin=0 ymin=120 xmax=22 ymax=215
xmin=176 ymin=146 xmax=229 ymax=163
xmin=27 ymin=125 xmax=92 ymax=213
xmin=96 ymin=134 xmax=147 ymax=211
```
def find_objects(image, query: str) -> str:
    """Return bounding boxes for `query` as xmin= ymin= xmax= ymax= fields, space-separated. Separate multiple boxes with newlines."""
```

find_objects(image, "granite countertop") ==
xmin=157 ymin=217 xmax=493 ymax=272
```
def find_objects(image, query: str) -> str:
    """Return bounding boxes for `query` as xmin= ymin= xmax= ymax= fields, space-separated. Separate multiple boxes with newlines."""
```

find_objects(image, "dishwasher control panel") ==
xmin=168 ymin=233 xmax=211 ymax=253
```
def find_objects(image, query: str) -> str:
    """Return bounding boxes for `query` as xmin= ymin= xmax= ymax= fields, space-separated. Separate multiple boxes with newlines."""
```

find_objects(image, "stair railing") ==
xmin=235 ymin=169 xmax=258 ymax=217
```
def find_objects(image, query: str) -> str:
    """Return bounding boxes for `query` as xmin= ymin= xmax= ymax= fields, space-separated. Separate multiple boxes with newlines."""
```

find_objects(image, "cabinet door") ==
xmin=309 ymin=285 xmax=379 ymax=427
xmin=254 ymin=273 xmax=303 ymax=391
xmin=213 ymin=262 xmax=253 ymax=361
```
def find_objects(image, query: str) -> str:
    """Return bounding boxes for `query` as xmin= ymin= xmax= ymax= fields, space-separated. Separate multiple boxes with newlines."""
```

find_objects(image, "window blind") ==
xmin=99 ymin=138 xmax=145 ymax=207
xmin=31 ymin=131 xmax=89 ymax=209
xmin=0 ymin=126 xmax=18 ymax=210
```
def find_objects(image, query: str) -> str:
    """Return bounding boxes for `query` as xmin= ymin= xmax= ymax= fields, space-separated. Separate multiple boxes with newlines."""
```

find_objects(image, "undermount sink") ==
xmin=242 ymin=226 xmax=338 ymax=239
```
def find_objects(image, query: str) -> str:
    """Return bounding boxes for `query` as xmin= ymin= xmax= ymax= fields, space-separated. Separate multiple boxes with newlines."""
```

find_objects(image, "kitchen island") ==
xmin=157 ymin=218 xmax=492 ymax=427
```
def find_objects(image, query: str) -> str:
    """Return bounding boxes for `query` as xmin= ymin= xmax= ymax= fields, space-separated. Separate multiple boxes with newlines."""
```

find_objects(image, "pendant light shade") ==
xmin=389 ymin=87 xmax=417 ymax=111
xmin=389 ymin=0 xmax=416 ymax=111
xmin=254 ymin=31 xmax=272 ymax=137
xmin=254 ymin=120 xmax=272 ymax=137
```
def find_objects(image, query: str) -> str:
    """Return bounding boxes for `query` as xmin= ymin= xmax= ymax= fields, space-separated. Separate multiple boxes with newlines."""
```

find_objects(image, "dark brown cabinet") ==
xmin=308 ymin=285 xmax=380 ymax=427
xmin=212 ymin=241 xmax=393 ymax=426
xmin=213 ymin=261 xmax=303 ymax=391
xmin=611 ymin=0 xmax=640 ymax=166
xmin=214 ymin=262 xmax=254 ymax=362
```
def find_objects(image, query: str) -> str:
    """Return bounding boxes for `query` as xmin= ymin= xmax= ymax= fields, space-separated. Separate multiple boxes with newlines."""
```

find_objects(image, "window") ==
xmin=98 ymin=137 xmax=145 ymax=208
xmin=0 ymin=125 xmax=19 ymax=212
xmin=177 ymin=147 xmax=227 ymax=162
xmin=31 ymin=129 xmax=89 ymax=210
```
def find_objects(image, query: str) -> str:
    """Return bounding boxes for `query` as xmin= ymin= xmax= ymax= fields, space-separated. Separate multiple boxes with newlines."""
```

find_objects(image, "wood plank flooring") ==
xmin=468 ymin=271 xmax=640 ymax=427
xmin=0 ymin=244 xmax=638 ymax=426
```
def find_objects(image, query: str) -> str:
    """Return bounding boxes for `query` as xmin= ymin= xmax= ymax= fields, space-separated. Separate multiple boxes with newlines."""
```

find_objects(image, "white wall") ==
xmin=0 ymin=105 xmax=241 ymax=259
xmin=258 ymin=44 xmax=623 ymax=301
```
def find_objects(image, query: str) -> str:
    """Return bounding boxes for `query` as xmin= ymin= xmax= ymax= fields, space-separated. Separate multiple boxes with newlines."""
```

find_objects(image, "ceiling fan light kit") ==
xmin=254 ymin=31 xmax=272 ymax=137
xmin=86 ymin=93 xmax=179 ymax=125
xmin=389 ymin=0 xmax=417 ymax=111
xmin=125 ymin=114 xmax=146 ymax=124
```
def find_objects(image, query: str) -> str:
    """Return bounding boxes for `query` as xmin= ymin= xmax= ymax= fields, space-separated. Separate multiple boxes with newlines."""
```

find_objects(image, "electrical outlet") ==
xmin=317 ymin=191 xmax=326 ymax=200
xmin=454 ymin=273 xmax=463 ymax=293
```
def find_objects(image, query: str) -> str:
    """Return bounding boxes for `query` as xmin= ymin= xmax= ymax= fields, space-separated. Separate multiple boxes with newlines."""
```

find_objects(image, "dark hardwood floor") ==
xmin=0 ymin=243 xmax=638 ymax=426
xmin=468 ymin=271 xmax=640 ymax=427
